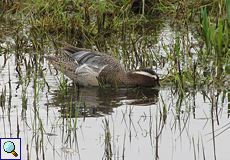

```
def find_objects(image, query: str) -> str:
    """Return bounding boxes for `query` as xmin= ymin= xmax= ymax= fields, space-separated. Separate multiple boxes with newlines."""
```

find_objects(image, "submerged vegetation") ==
xmin=0 ymin=0 xmax=230 ymax=160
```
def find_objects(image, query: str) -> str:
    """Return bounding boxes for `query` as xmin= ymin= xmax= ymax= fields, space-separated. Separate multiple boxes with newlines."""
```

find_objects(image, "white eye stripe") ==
xmin=133 ymin=71 xmax=158 ymax=79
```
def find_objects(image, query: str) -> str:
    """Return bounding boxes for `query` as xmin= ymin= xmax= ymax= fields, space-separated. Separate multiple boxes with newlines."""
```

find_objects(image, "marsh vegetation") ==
xmin=0 ymin=0 xmax=230 ymax=159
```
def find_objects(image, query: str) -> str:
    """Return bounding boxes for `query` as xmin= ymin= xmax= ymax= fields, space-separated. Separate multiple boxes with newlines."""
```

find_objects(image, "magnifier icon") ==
xmin=3 ymin=141 xmax=18 ymax=157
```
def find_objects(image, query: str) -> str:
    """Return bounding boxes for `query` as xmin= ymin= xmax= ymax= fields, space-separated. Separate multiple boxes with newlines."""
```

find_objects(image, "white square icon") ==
xmin=0 ymin=138 xmax=21 ymax=160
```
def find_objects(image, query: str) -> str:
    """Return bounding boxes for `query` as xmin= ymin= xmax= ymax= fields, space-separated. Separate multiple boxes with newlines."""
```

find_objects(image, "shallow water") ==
xmin=0 ymin=18 xmax=230 ymax=160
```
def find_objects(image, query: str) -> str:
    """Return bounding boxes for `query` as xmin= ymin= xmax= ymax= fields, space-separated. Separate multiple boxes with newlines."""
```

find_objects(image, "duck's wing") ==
xmin=44 ymin=44 xmax=110 ymax=86
xmin=44 ymin=54 xmax=106 ymax=86
xmin=45 ymin=43 xmax=109 ymax=74
xmin=60 ymin=45 xmax=110 ymax=70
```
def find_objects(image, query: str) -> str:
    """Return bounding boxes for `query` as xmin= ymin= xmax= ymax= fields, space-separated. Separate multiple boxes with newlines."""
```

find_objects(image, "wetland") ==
xmin=0 ymin=0 xmax=230 ymax=159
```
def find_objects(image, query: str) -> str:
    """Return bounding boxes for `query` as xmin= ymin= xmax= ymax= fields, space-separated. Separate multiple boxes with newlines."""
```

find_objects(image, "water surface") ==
xmin=0 ymin=18 xmax=229 ymax=160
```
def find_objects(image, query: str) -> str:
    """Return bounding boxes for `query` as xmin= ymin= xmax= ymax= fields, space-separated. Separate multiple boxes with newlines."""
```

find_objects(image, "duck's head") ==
xmin=128 ymin=69 xmax=160 ymax=87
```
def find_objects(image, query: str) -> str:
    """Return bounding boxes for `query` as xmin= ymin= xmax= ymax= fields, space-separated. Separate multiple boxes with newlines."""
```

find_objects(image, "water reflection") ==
xmin=47 ymin=85 xmax=159 ymax=118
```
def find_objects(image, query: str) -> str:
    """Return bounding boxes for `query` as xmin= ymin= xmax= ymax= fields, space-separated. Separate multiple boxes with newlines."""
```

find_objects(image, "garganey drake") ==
xmin=44 ymin=42 xmax=160 ymax=87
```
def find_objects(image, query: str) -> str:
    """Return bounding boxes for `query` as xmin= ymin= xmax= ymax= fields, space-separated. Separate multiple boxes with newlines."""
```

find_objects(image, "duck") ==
xmin=44 ymin=42 xmax=160 ymax=88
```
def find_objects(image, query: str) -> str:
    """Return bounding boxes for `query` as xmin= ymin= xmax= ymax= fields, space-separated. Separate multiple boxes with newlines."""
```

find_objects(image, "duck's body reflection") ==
xmin=47 ymin=84 xmax=159 ymax=118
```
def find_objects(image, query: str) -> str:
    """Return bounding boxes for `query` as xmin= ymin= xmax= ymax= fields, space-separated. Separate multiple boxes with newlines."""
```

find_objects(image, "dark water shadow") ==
xmin=46 ymin=84 xmax=159 ymax=118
